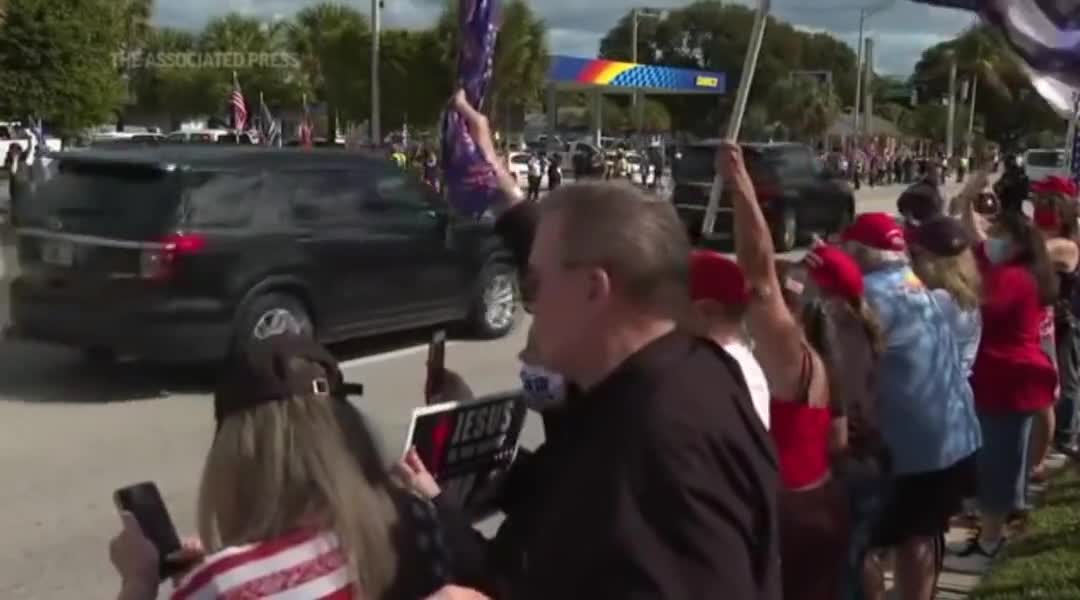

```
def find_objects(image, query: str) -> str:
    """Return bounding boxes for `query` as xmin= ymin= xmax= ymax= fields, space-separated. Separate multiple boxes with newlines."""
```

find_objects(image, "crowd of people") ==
xmin=105 ymin=88 xmax=1080 ymax=600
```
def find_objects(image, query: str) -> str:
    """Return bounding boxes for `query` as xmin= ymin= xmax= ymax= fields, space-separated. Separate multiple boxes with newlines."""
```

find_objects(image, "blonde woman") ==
xmin=109 ymin=334 xmax=448 ymax=600
xmin=908 ymin=216 xmax=983 ymax=376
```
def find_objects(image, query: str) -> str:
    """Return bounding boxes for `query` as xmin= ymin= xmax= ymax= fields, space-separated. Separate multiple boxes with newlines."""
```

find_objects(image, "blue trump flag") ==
xmin=911 ymin=0 xmax=1080 ymax=116
xmin=441 ymin=0 xmax=501 ymax=219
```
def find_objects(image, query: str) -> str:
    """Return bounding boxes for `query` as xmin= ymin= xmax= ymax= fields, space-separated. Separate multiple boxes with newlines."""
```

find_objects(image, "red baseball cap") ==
xmin=689 ymin=249 xmax=750 ymax=307
xmin=1031 ymin=176 xmax=1079 ymax=199
xmin=803 ymin=244 xmax=864 ymax=302
xmin=841 ymin=212 xmax=907 ymax=251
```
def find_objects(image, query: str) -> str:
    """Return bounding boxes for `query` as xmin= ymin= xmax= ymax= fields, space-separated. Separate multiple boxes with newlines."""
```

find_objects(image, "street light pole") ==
xmin=371 ymin=0 xmax=382 ymax=145
xmin=945 ymin=55 xmax=957 ymax=159
xmin=852 ymin=9 xmax=865 ymax=149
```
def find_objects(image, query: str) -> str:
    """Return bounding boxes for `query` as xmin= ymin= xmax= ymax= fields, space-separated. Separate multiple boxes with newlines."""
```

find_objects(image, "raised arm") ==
xmin=718 ymin=142 xmax=810 ymax=398
xmin=948 ymin=168 xmax=991 ymax=242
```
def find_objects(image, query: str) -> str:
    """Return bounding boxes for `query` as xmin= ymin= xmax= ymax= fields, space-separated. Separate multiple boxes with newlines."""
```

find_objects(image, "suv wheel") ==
xmin=235 ymin=293 xmax=313 ymax=354
xmin=467 ymin=262 xmax=519 ymax=339
xmin=773 ymin=207 xmax=798 ymax=252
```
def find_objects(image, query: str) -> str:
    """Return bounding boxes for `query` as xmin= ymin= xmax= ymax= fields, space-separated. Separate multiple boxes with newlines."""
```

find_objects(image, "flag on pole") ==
xmin=298 ymin=94 xmax=314 ymax=150
xmin=910 ymin=0 xmax=1080 ymax=117
xmin=258 ymin=93 xmax=280 ymax=147
xmin=230 ymin=72 xmax=248 ymax=133
xmin=441 ymin=0 xmax=501 ymax=218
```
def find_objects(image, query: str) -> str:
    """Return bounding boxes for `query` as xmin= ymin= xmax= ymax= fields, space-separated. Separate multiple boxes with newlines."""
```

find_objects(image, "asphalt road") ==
xmin=0 ymin=180 xmax=965 ymax=599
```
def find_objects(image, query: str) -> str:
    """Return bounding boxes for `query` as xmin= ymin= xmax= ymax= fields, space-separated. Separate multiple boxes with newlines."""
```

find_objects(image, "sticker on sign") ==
xmin=41 ymin=240 xmax=75 ymax=267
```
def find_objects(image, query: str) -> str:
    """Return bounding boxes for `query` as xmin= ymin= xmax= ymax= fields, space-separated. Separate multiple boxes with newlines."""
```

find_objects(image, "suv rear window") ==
xmin=1026 ymin=151 xmax=1064 ymax=168
xmin=674 ymin=146 xmax=773 ymax=183
xmin=18 ymin=162 xmax=183 ymax=240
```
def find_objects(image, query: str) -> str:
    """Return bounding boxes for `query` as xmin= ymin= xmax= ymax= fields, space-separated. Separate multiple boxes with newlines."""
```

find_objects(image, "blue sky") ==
xmin=154 ymin=0 xmax=976 ymax=76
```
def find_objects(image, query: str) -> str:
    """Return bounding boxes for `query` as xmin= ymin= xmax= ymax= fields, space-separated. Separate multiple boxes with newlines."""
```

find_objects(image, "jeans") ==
xmin=1055 ymin=324 xmax=1080 ymax=447
xmin=976 ymin=411 xmax=1035 ymax=514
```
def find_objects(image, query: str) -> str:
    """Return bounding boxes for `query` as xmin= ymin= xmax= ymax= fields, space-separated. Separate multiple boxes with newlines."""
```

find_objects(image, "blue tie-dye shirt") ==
xmin=863 ymin=264 xmax=982 ymax=475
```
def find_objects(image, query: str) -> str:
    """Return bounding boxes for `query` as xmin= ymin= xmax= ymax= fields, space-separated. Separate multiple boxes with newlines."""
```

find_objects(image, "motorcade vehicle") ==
xmin=8 ymin=145 xmax=521 ymax=364
xmin=671 ymin=141 xmax=855 ymax=251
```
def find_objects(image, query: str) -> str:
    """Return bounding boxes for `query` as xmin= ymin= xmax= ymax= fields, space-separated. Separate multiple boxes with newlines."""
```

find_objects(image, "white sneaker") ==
xmin=945 ymin=536 xmax=1004 ymax=574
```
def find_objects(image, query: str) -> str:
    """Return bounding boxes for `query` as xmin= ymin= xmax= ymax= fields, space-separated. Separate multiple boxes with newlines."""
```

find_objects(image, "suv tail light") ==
xmin=140 ymin=233 xmax=206 ymax=281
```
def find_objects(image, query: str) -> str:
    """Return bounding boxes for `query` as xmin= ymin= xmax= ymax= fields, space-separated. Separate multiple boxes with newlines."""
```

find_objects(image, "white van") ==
xmin=1024 ymin=148 xmax=1068 ymax=183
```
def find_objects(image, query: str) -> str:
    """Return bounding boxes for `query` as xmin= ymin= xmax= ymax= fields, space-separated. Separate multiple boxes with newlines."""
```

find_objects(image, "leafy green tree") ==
xmin=912 ymin=25 xmax=1061 ymax=149
xmin=0 ymin=0 xmax=126 ymax=134
xmin=129 ymin=27 xmax=208 ymax=128
xmin=287 ymin=3 xmax=369 ymax=134
xmin=766 ymin=77 xmax=839 ymax=143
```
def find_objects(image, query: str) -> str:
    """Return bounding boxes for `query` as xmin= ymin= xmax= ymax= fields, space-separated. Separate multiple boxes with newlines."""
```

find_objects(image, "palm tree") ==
xmin=286 ymin=3 xmax=368 ymax=137
xmin=924 ymin=26 xmax=1017 ymax=155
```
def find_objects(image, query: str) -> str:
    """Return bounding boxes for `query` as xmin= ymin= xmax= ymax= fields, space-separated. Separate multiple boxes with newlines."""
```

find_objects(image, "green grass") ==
xmin=971 ymin=468 xmax=1080 ymax=599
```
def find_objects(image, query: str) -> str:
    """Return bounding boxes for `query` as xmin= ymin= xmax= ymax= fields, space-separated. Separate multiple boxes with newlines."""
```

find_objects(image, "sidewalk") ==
xmin=882 ymin=453 xmax=1071 ymax=598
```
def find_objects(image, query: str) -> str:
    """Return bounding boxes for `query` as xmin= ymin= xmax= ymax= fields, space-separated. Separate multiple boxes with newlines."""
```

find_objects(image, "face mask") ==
xmin=519 ymin=363 xmax=566 ymax=411
xmin=984 ymin=237 xmax=1013 ymax=265
xmin=1033 ymin=207 xmax=1060 ymax=232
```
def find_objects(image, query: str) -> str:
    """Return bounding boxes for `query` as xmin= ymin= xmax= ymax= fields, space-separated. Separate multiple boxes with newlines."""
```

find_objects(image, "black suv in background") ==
xmin=671 ymin=141 xmax=854 ymax=251
xmin=9 ymin=146 xmax=519 ymax=363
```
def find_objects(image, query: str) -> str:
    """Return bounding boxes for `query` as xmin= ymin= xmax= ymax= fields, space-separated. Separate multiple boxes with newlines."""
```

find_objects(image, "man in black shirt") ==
xmin=427 ymin=91 xmax=781 ymax=600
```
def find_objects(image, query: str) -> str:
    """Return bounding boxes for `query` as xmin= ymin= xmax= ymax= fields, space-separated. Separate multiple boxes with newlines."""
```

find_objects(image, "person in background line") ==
xmin=546 ymin=153 xmax=562 ymax=192
xmin=841 ymin=213 xmax=981 ymax=600
xmin=525 ymin=153 xmax=543 ymax=201
xmin=994 ymin=155 xmax=1030 ymax=215
xmin=802 ymin=241 xmax=891 ymax=600
xmin=1028 ymin=176 xmax=1080 ymax=468
xmin=686 ymin=249 xmax=771 ymax=429
xmin=422 ymin=91 xmax=782 ymax=600
xmin=109 ymin=334 xmax=449 ymax=600
xmin=952 ymin=183 xmax=1058 ymax=565
xmin=720 ymin=142 xmax=849 ymax=600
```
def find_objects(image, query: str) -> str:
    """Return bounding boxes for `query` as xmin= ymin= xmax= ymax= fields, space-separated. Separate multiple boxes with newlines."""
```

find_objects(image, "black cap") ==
xmin=213 ymin=334 xmax=363 ymax=426
xmin=911 ymin=215 xmax=974 ymax=258
xmin=897 ymin=180 xmax=944 ymax=224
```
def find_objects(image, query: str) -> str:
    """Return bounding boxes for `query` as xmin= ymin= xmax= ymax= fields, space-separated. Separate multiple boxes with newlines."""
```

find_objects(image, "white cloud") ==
xmin=152 ymin=0 xmax=976 ymax=76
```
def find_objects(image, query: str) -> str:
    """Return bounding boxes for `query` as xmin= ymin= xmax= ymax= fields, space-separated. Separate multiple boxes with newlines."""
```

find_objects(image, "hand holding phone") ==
xmin=425 ymin=330 xmax=447 ymax=404
xmin=113 ymin=482 xmax=191 ymax=581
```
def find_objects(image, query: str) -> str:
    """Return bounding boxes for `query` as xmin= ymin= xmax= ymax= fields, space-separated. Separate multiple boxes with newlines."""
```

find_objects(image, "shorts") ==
xmin=977 ymin=411 xmax=1035 ymax=514
xmin=871 ymin=454 xmax=976 ymax=548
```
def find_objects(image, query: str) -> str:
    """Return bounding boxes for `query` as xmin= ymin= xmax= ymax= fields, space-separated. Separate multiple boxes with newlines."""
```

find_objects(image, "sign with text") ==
xmin=403 ymin=392 xmax=528 ymax=510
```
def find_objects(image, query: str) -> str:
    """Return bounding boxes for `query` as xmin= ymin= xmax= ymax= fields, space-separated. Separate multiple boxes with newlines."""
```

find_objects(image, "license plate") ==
xmin=41 ymin=240 xmax=75 ymax=267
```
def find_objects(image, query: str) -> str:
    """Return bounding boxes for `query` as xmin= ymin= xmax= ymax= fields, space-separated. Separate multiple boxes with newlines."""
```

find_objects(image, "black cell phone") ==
xmin=113 ymin=482 xmax=185 ymax=580
xmin=425 ymin=329 xmax=447 ymax=404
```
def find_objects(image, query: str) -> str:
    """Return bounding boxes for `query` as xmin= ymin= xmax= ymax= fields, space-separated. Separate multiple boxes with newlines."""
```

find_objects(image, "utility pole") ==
xmin=945 ymin=55 xmax=957 ymax=159
xmin=370 ymin=0 xmax=382 ymax=145
xmin=862 ymin=38 xmax=874 ymax=141
xmin=852 ymin=9 xmax=865 ymax=150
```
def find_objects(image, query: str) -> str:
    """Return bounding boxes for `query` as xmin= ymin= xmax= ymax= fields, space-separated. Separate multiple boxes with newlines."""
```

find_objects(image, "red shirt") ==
xmin=971 ymin=245 xmax=1057 ymax=413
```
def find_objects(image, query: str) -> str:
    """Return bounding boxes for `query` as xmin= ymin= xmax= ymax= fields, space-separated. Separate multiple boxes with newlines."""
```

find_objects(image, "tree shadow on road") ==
xmin=0 ymin=326 xmax=454 ymax=405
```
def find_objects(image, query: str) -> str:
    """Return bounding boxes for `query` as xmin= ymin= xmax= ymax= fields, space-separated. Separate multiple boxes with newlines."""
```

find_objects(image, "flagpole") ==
xmin=1067 ymin=92 xmax=1079 ymax=179
xmin=701 ymin=0 xmax=771 ymax=239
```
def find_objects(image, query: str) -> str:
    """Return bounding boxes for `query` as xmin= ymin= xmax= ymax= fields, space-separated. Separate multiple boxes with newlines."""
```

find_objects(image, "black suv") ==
xmin=9 ymin=146 xmax=519 ymax=363
xmin=671 ymin=141 xmax=854 ymax=251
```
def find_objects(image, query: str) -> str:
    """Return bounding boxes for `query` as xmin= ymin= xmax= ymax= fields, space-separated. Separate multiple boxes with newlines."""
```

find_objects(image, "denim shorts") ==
xmin=976 ymin=411 xmax=1035 ymax=514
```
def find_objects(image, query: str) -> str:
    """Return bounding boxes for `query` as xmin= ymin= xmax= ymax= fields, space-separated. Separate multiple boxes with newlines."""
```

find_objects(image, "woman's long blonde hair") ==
xmin=910 ymin=247 xmax=983 ymax=311
xmin=197 ymin=357 xmax=402 ymax=598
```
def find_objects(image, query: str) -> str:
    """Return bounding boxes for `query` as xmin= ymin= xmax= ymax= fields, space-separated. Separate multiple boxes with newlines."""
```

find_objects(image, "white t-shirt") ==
xmin=723 ymin=341 xmax=771 ymax=430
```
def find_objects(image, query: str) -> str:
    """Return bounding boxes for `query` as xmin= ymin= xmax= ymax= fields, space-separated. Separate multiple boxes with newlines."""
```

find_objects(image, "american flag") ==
xmin=911 ymin=0 xmax=1080 ymax=117
xmin=230 ymin=72 xmax=248 ymax=132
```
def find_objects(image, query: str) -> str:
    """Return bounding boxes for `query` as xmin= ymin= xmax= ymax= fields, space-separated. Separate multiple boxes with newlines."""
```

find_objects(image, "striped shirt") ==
xmin=172 ymin=529 xmax=353 ymax=600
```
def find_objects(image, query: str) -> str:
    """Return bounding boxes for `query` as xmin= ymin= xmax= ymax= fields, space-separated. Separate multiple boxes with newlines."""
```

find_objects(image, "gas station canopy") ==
xmin=547 ymin=55 xmax=728 ymax=95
